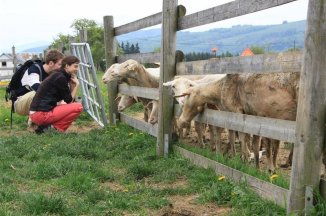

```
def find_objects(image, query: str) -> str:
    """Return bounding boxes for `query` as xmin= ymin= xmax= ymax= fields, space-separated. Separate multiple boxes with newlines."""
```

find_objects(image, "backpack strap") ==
xmin=34 ymin=63 xmax=42 ymax=82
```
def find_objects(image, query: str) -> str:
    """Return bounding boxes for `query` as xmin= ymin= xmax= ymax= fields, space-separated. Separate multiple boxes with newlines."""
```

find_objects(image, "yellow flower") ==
xmin=270 ymin=174 xmax=278 ymax=182
xmin=218 ymin=176 xmax=225 ymax=181
xmin=4 ymin=118 xmax=9 ymax=122
xmin=123 ymin=189 xmax=129 ymax=192
xmin=128 ymin=133 xmax=134 ymax=136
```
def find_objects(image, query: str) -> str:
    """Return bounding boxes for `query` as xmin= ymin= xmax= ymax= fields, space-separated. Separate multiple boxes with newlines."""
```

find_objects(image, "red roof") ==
xmin=211 ymin=47 xmax=218 ymax=52
xmin=241 ymin=48 xmax=254 ymax=56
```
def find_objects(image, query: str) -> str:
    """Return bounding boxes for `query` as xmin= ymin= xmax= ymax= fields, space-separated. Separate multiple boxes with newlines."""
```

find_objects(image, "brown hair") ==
xmin=45 ymin=49 xmax=64 ymax=64
xmin=61 ymin=56 xmax=80 ymax=69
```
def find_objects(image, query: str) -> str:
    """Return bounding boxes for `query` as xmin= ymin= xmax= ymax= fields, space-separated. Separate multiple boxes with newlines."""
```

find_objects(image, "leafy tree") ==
xmin=49 ymin=33 xmax=72 ymax=54
xmin=153 ymin=47 xmax=160 ymax=53
xmin=70 ymin=18 xmax=97 ymax=31
xmin=286 ymin=47 xmax=301 ymax=52
xmin=120 ymin=42 xmax=140 ymax=54
xmin=135 ymin=43 xmax=140 ymax=53
xmin=130 ymin=44 xmax=135 ymax=53
xmin=250 ymin=45 xmax=265 ymax=54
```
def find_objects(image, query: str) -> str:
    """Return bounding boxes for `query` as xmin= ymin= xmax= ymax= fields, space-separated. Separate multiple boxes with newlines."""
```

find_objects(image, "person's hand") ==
xmin=70 ymin=76 xmax=79 ymax=87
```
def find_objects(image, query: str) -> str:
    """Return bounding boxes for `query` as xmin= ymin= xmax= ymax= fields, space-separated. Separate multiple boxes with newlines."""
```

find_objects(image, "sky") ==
xmin=0 ymin=0 xmax=308 ymax=53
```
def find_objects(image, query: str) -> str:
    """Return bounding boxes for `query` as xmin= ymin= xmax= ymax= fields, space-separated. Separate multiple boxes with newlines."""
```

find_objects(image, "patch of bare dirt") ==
xmin=155 ymin=194 xmax=230 ymax=216
xmin=102 ymin=180 xmax=230 ymax=216
xmin=66 ymin=121 xmax=101 ymax=133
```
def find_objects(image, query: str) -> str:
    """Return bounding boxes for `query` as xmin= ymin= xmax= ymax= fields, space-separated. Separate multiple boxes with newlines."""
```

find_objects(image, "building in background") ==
xmin=0 ymin=53 xmax=25 ymax=80
xmin=240 ymin=47 xmax=254 ymax=57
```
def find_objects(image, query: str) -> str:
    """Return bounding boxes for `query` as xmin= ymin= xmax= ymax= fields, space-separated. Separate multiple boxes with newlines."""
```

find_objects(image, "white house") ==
xmin=0 ymin=53 xmax=24 ymax=80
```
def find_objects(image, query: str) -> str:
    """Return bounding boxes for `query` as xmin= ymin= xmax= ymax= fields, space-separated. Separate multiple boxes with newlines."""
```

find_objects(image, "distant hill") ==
xmin=117 ymin=20 xmax=306 ymax=54
xmin=20 ymin=45 xmax=49 ymax=53
xmin=18 ymin=20 xmax=306 ymax=55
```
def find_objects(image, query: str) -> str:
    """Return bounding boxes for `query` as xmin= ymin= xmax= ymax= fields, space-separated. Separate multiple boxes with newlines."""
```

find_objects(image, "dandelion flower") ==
xmin=270 ymin=174 xmax=278 ymax=182
xmin=218 ymin=176 xmax=225 ymax=181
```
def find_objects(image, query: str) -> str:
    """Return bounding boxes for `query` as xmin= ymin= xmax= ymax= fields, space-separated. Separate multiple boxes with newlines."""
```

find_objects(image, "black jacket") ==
xmin=30 ymin=69 xmax=73 ymax=112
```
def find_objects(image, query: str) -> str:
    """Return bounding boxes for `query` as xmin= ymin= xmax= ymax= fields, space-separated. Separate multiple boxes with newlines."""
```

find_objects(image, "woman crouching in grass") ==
xmin=29 ymin=55 xmax=83 ymax=134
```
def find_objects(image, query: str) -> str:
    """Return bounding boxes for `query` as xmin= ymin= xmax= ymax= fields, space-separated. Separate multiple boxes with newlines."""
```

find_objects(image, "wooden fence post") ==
xmin=157 ymin=0 xmax=178 ymax=156
xmin=103 ymin=16 xmax=118 ymax=125
xmin=287 ymin=0 xmax=326 ymax=214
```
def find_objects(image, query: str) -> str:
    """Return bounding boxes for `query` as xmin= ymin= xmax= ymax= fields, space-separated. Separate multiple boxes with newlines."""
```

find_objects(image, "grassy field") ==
xmin=0 ymin=72 xmax=324 ymax=215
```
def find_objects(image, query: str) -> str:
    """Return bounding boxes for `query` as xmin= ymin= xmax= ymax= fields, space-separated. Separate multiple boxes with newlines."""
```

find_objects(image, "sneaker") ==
xmin=35 ymin=125 xmax=51 ymax=134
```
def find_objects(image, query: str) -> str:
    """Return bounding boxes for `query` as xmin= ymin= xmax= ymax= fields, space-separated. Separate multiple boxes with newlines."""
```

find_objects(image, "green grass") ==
xmin=0 ymin=124 xmax=288 ymax=215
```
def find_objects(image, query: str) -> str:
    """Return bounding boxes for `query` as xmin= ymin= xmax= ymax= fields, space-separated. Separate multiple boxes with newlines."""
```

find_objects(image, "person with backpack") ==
xmin=29 ymin=55 xmax=83 ymax=134
xmin=13 ymin=49 xmax=64 ymax=117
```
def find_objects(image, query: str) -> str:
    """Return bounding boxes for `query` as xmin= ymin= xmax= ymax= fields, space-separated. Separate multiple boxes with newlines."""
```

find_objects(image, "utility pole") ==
xmin=12 ymin=45 xmax=17 ymax=72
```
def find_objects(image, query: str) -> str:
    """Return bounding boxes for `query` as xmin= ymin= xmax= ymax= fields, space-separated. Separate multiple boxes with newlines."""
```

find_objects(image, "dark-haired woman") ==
xmin=29 ymin=55 xmax=83 ymax=134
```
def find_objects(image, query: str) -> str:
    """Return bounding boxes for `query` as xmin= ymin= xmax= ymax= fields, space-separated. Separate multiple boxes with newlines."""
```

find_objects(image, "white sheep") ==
xmin=177 ymin=73 xmax=299 ymax=172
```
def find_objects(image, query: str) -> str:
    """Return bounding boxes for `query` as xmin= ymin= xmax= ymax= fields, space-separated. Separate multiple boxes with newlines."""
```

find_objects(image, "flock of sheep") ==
xmin=102 ymin=59 xmax=300 ymax=173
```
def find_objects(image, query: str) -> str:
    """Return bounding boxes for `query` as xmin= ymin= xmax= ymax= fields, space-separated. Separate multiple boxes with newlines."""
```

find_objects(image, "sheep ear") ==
xmin=163 ymin=81 xmax=173 ymax=86
xmin=127 ymin=60 xmax=138 ymax=71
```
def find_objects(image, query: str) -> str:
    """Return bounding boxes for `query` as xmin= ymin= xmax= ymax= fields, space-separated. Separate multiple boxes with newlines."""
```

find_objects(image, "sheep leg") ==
xmin=238 ymin=132 xmax=251 ymax=162
xmin=272 ymin=140 xmax=280 ymax=169
xmin=207 ymin=125 xmax=220 ymax=152
xmin=227 ymin=129 xmax=236 ymax=156
xmin=252 ymin=135 xmax=262 ymax=169
xmin=183 ymin=126 xmax=191 ymax=137
xmin=216 ymin=126 xmax=224 ymax=153
xmin=172 ymin=117 xmax=182 ymax=140
xmin=265 ymin=139 xmax=275 ymax=173
xmin=194 ymin=121 xmax=205 ymax=148
xmin=280 ymin=145 xmax=293 ymax=168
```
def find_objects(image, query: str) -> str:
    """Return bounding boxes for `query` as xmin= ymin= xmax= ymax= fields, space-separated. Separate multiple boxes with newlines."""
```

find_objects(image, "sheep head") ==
xmin=102 ymin=63 xmax=121 ymax=84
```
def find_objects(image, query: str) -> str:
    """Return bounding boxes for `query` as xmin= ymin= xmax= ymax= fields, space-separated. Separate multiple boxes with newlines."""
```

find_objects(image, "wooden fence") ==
xmin=103 ymin=0 xmax=326 ymax=214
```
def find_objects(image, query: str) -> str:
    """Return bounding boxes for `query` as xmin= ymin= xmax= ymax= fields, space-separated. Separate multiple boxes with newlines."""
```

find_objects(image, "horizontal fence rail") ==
xmin=176 ymin=52 xmax=302 ymax=75
xmin=174 ymin=105 xmax=296 ymax=143
xmin=118 ymin=84 xmax=159 ymax=100
xmin=114 ymin=5 xmax=186 ymax=36
xmin=0 ymin=67 xmax=14 ymax=71
xmin=120 ymin=113 xmax=158 ymax=136
xmin=177 ymin=0 xmax=298 ymax=30
xmin=0 ymin=75 xmax=12 ymax=80
xmin=115 ymin=12 xmax=162 ymax=36
xmin=117 ymin=52 xmax=161 ymax=64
